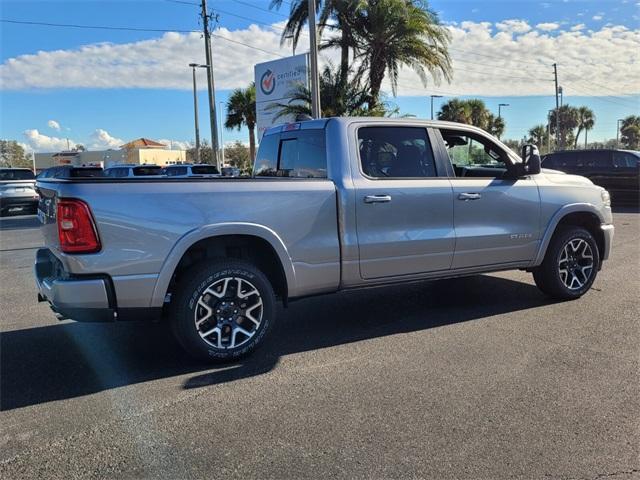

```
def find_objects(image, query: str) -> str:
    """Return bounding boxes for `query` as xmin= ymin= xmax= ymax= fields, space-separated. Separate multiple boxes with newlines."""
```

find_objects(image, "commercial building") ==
xmin=34 ymin=138 xmax=188 ymax=172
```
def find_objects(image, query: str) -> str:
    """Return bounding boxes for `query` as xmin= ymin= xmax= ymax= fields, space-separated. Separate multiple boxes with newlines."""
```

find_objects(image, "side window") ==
xmin=358 ymin=127 xmax=436 ymax=178
xmin=613 ymin=152 xmax=639 ymax=168
xmin=166 ymin=167 xmax=187 ymax=176
xmin=254 ymin=130 xmax=326 ymax=178
xmin=440 ymin=129 xmax=509 ymax=178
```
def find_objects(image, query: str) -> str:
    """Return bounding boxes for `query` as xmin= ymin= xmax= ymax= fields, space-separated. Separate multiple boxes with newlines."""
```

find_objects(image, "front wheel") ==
xmin=169 ymin=260 xmax=276 ymax=362
xmin=533 ymin=226 xmax=600 ymax=300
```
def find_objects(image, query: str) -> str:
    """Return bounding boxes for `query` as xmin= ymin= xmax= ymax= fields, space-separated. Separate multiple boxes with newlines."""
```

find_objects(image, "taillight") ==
xmin=56 ymin=199 xmax=101 ymax=253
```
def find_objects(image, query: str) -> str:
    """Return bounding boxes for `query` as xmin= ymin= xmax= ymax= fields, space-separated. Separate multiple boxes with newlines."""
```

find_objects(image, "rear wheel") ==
xmin=533 ymin=226 xmax=600 ymax=300
xmin=169 ymin=260 xmax=276 ymax=362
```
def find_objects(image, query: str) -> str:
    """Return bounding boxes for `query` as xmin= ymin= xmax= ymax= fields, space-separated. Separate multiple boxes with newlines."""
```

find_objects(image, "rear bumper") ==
xmin=600 ymin=223 xmax=614 ymax=262
xmin=35 ymin=248 xmax=115 ymax=322
xmin=34 ymin=248 xmax=161 ymax=322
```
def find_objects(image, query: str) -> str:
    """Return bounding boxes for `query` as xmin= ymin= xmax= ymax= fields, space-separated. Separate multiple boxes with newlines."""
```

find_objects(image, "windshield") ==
xmin=0 ymin=169 xmax=35 ymax=180
xmin=70 ymin=168 xmax=103 ymax=178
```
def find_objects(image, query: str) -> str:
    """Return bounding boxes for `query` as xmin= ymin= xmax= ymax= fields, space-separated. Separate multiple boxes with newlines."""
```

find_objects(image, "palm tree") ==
xmin=267 ymin=63 xmax=371 ymax=119
xmin=437 ymin=98 xmax=470 ymax=124
xmin=487 ymin=114 xmax=505 ymax=139
xmin=269 ymin=0 xmax=358 ymax=86
xmin=528 ymin=124 xmax=548 ymax=149
xmin=574 ymin=106 xmax=595 ymax=149
xmin=549 ymin=105 xmax=579 ymax=149
xmin=620 ymin=115 xmax=640 ymax=150
xmin=350 ymin=0 xmax=452 ymax=109
xmin=225 ymin=83 xmax=257 ymax=162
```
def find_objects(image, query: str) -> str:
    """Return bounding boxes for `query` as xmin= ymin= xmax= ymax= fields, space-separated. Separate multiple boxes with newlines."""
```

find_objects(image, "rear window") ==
xmin=133 ymin=166 xmax=162 ymax=176
xmin=0 ymin=169 xmax=35 ymax=180
xmin=254 ymin=130 xmax=326 ymax=178
xmin=164 ymin=167 xmax=187 ymax=176
xmin=192 ymin=165 xmax=219 ymax=175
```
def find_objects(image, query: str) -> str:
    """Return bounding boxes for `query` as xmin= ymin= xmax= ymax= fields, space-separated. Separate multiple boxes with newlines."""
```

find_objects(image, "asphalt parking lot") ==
xmin=0 ymin=210 xmax=638 ymax=479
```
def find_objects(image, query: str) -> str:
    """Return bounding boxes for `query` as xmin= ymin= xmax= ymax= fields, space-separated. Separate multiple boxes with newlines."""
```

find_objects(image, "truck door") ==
xmin=436 ymin=128 xmax=541 ymax=270
xmin=353 ymin=126 xmax=455 ymax=279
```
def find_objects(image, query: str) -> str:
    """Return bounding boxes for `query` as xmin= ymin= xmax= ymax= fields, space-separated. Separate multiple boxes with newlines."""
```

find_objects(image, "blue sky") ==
xmin=1 ymin=0 xmax=638 ymax=151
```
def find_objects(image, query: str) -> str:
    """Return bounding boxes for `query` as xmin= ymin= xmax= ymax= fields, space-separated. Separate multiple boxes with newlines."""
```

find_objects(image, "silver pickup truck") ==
xmin=35 ymin=118 xmax=614 ymax=362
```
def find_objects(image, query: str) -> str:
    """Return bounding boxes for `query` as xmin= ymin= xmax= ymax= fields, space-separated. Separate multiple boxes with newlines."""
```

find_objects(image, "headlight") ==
xmin=601 ymin=189 xmax=611 ymax=207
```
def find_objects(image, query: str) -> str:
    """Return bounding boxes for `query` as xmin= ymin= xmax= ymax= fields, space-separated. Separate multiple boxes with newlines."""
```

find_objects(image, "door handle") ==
xmin=458 ymin=192 xmax=481 ymax=201
xmin=364 ymin=194 xmax=392 ymax=204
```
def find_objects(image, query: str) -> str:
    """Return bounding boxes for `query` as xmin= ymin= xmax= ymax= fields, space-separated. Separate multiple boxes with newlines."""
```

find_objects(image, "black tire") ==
xmin=169 ymin=259 xmax=276 ymax=363
xmin=533 ymin=226 xmax=600 ymax=300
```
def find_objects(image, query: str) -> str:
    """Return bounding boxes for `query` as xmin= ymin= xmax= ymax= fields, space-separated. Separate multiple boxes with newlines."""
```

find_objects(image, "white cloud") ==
xmin=571 ymin=23 xmax=586 ymax=31
xmin=1 ymin=21 xmax=639 ymax=98
xmin=89 ymin=129 xmax=123 ymax=149
xmin=158 ymin=139 xmax=192 ymax=150
xmin=47 ymin=120 xmax=61 ymax=131
xmin=496 ymin=19 xmax=532 ymax=34
xmin=23 ymin=129 xmax=73 ymax=152
xmin=592 ymin=15 xmax=603 ymax=20
xmin=536 ymin=22 xmax=560 ymax=31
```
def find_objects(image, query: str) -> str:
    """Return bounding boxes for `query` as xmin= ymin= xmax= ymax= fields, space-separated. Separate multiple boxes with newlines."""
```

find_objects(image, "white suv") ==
xmin=161 ymin=164 xmax=220 ymax=177
xmin=103 ymin=164 xmax=163 ymax=178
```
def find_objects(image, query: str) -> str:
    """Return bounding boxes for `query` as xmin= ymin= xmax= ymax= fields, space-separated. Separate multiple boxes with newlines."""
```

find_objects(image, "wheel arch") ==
xmin=150 ymin=223 xmax=295 ymax=308
xmin=532 ymin=203 xmax=605 ymax=267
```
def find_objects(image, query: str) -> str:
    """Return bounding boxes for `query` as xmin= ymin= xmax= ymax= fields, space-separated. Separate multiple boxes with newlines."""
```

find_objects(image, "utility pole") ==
xmin=189 ymin=63 xmax=202 ymax=163
xmin=201 ymin=0 xmax=220 ymax=171
xmin=307 ymin=0 xmax=321 ymax=118
xmin=553 ymin=63 xmax=560 ymax=151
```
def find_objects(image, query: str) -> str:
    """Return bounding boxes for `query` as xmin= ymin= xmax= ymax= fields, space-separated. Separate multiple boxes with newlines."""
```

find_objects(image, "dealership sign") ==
xmin=254 ymin=54 xmax=309 ymax=138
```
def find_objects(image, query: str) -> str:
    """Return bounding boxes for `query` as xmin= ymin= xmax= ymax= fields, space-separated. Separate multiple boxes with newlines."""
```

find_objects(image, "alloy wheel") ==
xmin=194 ymin=276 xmax=264 ymax=349
xmin=558 ymin=238 xmax=594 ymax=291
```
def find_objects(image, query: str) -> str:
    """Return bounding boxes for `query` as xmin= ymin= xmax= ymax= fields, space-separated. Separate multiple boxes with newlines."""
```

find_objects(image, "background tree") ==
xmin=549 ymin=105 xmax=579 ymax=149
xmin=437 ymin=98 xmax=505 ymax=137
xmin=270 ymin=0 xmax=359 ymax=87
xmin=620 ymin=115 xmax=640 ymax=150
xmin=528 ymin=124 xmax=549 ymax=151
xmin=268 ymin=64 xmax=370 ymax=119
xmin=574 ymin=106 xmax=595 ymax=149
xmin=437 ymin=98 xmax=470 ymax=123
xmin=187 ymin=139 xmax=213 ymax=165
xmin=225 ymin=83 xmax=257 ymax=161
xmin=224 ymin=141 xmax=252 ymax=173
xmin=74 ymin=144 xmax=86 ymax=152
xmin=350 ymin=0 xmax=452 ymax=109
xmin=0 ymin=140 xmax=31 ymax=168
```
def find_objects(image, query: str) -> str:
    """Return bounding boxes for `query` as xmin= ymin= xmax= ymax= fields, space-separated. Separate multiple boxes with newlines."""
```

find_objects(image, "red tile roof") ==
xmin=120 ymin=138 xmax=167 ymax=149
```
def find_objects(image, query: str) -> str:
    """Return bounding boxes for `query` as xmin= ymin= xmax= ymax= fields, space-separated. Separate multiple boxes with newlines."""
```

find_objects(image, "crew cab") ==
xmin=34 ymin=118 xmax=614 ymax=362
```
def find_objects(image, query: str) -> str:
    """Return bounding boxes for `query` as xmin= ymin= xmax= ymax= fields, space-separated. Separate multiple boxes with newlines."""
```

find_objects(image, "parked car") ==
xmin=37 ymin=165 xmax=103 ymax=179
xmin=161 ymin=164 xmax=220 ymax=177
xmin=221 ymin=166 xmax=241 ymax=177
xmin=542 ymin=149 xmax=639 ymax=203
xmin=102 ymin=164 xmax=163 ymax=177
xmin=0 ymin=167 xmax=38 ymax=216
xmin=35 ymin=118 xmax=614 ymax=362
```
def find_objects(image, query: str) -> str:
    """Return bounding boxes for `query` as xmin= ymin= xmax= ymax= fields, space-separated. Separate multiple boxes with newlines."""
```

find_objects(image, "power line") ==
xmin=562 ymin=84 xmax=639 ymax=111
xmin=163 ymin=0 xmax=199 ymax=5
xmin=0 ymin=19 xmax=285 ymax=56
xmin=1 ymin=18 xmax=196 ymax=33
xmin=231 ymin=0 xmax=290 ymax=19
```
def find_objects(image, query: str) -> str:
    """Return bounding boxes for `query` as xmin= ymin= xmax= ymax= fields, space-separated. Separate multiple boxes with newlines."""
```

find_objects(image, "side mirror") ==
xmin=521 ymin=144 xmax=541 ymax=175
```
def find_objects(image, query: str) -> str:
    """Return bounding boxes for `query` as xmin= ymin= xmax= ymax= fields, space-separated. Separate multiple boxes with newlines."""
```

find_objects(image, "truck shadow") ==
xmin=1 ymin=274 xmax=556 ymax=411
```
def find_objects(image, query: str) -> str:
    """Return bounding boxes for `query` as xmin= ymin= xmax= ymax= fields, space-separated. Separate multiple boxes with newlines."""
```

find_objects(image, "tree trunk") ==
xmin=368 ymin=57 xmax=385 ymax=111
xmin=585 ymin=129 xmax=588 ymax=149
xmin=574 ymin=127 xmax=582 ymax=149
xmin=340 ymin=28 xmax=349 ymax=87
xmin=248 ymin=125 xmax=256 ymax=165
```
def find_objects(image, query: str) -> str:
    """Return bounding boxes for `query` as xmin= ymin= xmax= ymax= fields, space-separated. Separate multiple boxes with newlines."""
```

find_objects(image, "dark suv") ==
xmin=543 ymin=149 xmax=639 ymax=203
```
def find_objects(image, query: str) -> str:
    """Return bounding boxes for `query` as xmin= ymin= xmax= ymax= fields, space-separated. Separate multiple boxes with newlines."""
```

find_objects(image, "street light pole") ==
xmin=430 ymin=95 xmax=443 ymax=120
xmin=219 ymin=101 xmax=225 ymax=165
xmin=189 ymin=63 xmax=209 ymax=163
xmin=498 ymin=103 xmax=509 ymax=119
xmin=189 ymin=63 xmax=201 ymax=163
xmin=201 ymin=0 xmax=220 ymax=171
